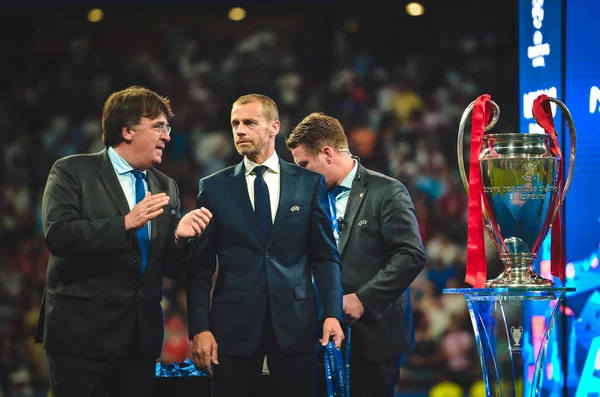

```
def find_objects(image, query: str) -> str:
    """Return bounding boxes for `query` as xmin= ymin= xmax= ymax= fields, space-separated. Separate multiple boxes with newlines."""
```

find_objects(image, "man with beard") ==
xmin=185 ymin=94 xmax=344 ymax=397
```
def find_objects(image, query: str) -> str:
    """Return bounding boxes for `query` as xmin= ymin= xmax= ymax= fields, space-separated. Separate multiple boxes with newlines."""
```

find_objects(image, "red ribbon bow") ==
xmin=532 ymin=94 xmax=566 ymax=283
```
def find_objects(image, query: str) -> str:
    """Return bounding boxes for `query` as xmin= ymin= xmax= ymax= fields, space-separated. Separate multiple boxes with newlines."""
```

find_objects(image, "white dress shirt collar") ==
xmin=244 ymin=151 xmax=281 ymax=176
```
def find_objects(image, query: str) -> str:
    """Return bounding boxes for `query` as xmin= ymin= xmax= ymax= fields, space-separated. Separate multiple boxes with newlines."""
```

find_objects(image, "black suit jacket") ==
xmin=340 ymin=162 xmax=425 ymax=364
xmin=185 ymin=159 xmax=343 ymax=356
xmin=35 ymin=149 xmax=188 ymax=359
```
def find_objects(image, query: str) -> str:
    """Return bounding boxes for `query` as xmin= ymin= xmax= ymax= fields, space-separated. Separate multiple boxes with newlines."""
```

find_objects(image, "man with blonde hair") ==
xmin=286 ymin=112 xmax=426 ymax=397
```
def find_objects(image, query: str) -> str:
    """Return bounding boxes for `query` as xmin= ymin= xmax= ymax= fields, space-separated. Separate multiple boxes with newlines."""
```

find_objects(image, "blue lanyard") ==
xmin=324 ymin=325 xmax=351 ymax=397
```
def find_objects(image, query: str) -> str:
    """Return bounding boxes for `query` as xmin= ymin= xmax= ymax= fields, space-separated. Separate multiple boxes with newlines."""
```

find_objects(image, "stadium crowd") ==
xmin=0 ymin=4 xmax=516 ymax=396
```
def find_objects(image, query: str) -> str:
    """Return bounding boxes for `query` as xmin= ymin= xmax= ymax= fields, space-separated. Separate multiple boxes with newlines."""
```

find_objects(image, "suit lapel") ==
xmin=266 ymin=160 xmax=297 ymax=249
xmin=338 ymin=164 xmax=368 ymax=257
xmin=95 ymin=149 xmax=130 ymax=216
xmin=229 ymin=162 xmax=263 ymax=246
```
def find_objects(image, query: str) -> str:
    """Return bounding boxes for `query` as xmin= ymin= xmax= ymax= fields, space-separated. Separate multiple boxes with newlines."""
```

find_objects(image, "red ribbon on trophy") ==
xmin=532 ymin=94 xmax=566 ymax=282
xmin=465 ymin=94 xmax=493 ymax=288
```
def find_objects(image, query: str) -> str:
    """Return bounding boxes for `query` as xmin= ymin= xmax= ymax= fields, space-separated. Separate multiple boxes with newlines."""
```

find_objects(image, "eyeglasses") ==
xmin=139 ymin=123 xmax=172 ymax=136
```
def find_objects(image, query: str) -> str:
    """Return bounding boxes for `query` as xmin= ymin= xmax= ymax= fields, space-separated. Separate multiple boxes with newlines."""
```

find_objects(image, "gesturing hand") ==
xmin=124 ymin=192 xmax=170 ymax=231
xmin=176 ymin=208 xmax=213 ymax=240
xmin=192 ymin=331 xmax=219 ymax=376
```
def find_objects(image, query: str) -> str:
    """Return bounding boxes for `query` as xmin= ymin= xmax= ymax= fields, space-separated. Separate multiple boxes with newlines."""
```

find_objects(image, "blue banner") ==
xmin=518 ymin=0 xmax=563 ymax=134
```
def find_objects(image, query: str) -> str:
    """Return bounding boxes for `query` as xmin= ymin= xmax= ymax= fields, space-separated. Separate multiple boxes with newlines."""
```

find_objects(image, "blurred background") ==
xmin=0 ymin=1 xmax=518 ymax=396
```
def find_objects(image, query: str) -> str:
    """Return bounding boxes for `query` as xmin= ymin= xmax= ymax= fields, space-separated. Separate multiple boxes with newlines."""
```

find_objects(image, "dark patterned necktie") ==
xmin=253 ymin=165 xmax=272 ymax=246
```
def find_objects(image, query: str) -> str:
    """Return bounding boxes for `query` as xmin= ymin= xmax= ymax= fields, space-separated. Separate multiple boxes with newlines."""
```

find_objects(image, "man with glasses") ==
xmin=35 ymin=86 xmax=213 ymax=397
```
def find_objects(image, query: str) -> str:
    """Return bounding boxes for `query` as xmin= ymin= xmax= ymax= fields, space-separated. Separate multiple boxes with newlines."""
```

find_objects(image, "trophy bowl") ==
xmin=458 ymin=97 xmax=576 ymax=288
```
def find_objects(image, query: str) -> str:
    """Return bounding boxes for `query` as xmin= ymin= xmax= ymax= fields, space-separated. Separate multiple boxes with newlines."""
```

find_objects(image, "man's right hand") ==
xmin=124 ymin=192 xmax=170 ymax=231
xmin=192 ymin=331 xmax=219 ymax=376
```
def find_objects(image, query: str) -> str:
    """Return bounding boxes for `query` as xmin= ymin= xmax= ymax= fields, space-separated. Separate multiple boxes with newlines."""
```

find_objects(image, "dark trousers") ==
xmin=213 ymin=307 xmax=318 ymax=397
xmin=46 ymin=327 xmax=156 ymax=397
xmin=318 ymin=342 xmax=400 ymax=397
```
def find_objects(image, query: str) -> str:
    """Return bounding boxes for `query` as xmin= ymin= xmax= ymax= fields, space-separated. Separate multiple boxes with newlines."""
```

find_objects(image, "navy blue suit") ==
xmin=186 ymin=158 xmax=343 ymax=396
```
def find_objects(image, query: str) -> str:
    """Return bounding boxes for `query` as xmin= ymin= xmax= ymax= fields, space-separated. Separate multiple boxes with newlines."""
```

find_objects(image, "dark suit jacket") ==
xmin=340 ymin=162 xmax=426 ymax=364
xmin=185 ymin=159 xmax=343 ymax=356
xmin=35 ymin=149 xmax=188 ymax=359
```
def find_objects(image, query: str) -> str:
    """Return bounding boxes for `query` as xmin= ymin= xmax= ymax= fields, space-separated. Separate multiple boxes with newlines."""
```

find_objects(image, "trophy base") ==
xmin=485 ymin=269 xmax=555 ymax=289
xmin=442 ymin=287 xmax=574 ymax=397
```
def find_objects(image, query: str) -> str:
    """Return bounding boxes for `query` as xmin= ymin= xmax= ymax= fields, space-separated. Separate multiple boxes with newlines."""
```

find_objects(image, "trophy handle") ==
xmin=456 ymin=100 xmax=506 ymax=259
xmin=539 ymin=97 xmax=577 ymax=225
xmin=457 ymin=100 xmax=501 ymax=193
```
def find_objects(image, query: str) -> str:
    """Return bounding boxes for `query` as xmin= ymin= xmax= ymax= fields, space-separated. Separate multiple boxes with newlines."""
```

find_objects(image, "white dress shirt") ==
xmin=243 ymin=152 xmax=280 ymax=223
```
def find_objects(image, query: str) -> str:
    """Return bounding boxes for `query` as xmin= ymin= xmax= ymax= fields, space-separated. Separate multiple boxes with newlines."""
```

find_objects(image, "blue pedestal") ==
xmin=443 ymin=287 xmax=574 ymax=397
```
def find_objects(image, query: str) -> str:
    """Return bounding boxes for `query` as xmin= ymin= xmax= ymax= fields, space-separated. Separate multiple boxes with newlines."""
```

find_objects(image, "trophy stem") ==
xmin=486 ymin=255 xmax=554 ymax=288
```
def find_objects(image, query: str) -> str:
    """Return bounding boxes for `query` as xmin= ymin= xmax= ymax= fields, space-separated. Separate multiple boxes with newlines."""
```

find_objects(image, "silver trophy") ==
xmin=457 ymin=97 xmax=576 ymax=288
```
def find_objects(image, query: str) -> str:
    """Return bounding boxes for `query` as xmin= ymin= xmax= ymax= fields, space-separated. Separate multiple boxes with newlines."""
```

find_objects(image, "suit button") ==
xmin=134 ymin=259 xmax=141 ymax=265
xmin=260 ymin=286 xmax=267 ymax=292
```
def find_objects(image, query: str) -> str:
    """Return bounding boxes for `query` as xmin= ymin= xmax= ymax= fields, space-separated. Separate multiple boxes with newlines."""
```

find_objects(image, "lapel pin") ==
xmin=290 ymin=206 xmax=300 ymax=212
xmin=359 ymin=193 xmax=364 ymax=198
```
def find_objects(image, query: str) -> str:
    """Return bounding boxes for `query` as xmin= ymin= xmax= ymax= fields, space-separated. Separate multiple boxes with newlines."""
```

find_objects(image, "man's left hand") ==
xmin=343 ymin=293 xmax=364 ymax=324
xmin=175 ymin=207 xmax=213 ymax=242
xmin=320 ymin=317 xmax=345 ymax=348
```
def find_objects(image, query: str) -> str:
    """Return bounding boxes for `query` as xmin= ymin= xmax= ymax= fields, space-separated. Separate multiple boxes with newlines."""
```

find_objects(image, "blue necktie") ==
xmin=329 ymin=186 xmax=349 ymax=238
xmin=132 ymin=170 xmax=149 ymax=275
xmin=253 ymin=165 xmax=272 ymax=246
